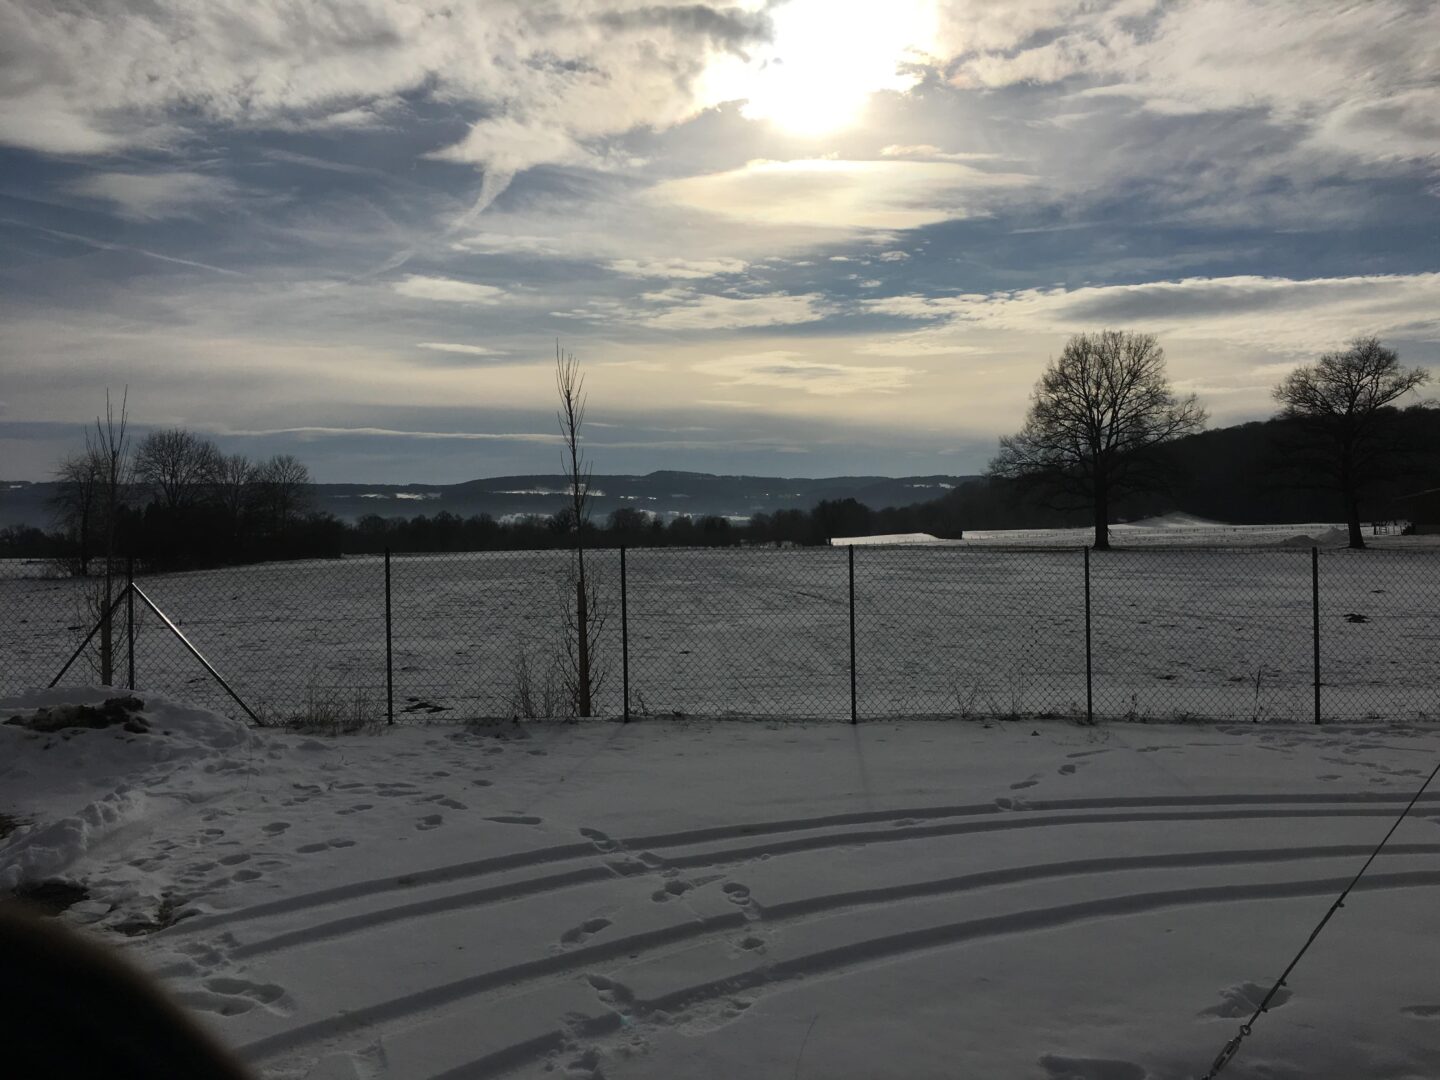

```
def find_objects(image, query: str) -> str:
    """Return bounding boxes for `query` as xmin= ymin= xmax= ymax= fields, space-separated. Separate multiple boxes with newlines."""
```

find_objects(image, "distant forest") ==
xmin=2 ymin=406 xmax=1436 ymax=567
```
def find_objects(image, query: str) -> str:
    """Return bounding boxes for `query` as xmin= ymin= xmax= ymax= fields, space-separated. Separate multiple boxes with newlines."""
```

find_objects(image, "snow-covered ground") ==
xmin=5 ymin=687 xmax=1440 ymax=1080
xmin=4 ymin=538 xmax=1438 ymax=724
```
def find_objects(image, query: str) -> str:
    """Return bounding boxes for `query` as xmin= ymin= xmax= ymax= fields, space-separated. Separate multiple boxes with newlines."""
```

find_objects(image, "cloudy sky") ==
xmin=2 ymin=0 xmax=1437 ymax=483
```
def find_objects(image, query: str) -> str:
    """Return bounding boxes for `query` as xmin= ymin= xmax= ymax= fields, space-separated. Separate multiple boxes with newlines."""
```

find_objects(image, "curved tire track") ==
xmin=224 ymin=805 xmax=1420 ymax=961
xmin=235 ymin=844 xmax=1440 ymax=1065
xmin=418 ymin=869 xmax=1440 ymax=1080
xmin=170 ymin=790 xmax=1440 ymax=940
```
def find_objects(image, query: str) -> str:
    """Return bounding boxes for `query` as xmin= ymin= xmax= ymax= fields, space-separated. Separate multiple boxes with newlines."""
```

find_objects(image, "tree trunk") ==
xmin=1345 ymin=494 xmax=1365 ymax=550
xmin=100 ymin=567 xmax=113 ymax=686
xmin=575 ymin=554 xmax=591 ymax=717
xmin=1092 ymin=478 xmax=1110 ymax=551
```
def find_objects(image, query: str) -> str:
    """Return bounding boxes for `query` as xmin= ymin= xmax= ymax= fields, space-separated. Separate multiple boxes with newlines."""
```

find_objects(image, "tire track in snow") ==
xmin=219 ymin=805 xmax=1422 ymax=961
xmin=418 ymin=869 xmax=1440 ymax=1080
xmin=166 ymin=790 xmax=1440 ymax=939
xmin=234 ymin=844 xmax=1440 ymax=1066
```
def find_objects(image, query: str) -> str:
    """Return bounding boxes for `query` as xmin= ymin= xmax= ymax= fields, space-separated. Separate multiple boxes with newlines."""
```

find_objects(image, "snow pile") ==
xmin=1270 ymin=527 xmax=1352 ymax=548
xmin=0 ymin=686 xmax=259 ymax=891
xmin=1125 ymin=512 xmax=1224 ymax=529
xmin=830 ymin=533 xmax=954 ymax=546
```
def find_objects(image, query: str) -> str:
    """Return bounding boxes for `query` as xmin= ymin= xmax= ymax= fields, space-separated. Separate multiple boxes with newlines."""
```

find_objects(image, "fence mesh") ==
xmin=2 ymin=545 xmax=1436 ymax=725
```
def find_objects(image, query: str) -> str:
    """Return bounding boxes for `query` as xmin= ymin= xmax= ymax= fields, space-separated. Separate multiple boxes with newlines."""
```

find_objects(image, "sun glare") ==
xmin=705 ymin=0 xmax=938 ymax=137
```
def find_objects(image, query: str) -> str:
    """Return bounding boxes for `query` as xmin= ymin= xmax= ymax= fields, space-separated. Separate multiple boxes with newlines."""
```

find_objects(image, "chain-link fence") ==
xmin=2 ymin=546 xmax=1437 ymax=725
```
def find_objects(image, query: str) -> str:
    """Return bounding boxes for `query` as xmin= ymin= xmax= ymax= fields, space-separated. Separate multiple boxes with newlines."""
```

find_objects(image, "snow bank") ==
xmin=1125 ymin=511 xmax=1224 ymax=529
xmin=0 ymin=687 xmax=259 ymax=890
xmin=1269 ymin=526 xmax=1352 ymax=548
xmin=830 ymin=533 xmax=954 ymax=546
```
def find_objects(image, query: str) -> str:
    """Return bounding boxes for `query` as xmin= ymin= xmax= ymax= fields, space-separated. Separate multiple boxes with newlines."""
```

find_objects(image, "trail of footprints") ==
xmin=116 ymin=734 xmax=534 ymax=919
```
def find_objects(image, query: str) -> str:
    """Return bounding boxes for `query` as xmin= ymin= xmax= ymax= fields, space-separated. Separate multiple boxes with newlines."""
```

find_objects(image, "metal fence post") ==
xmin=126 ymin=555 xmax=135 ymax=691
xmin=621 ymin=546 xmax=630 ymax=723
xmin=1084 ymin=546 xmax=1094 ymax=724
xmin=385 ymin=548 xmax=394 ymax=726
xmin=1312 ymin=546 xmax=1321 ymax=725
xmin=101 ymin=561 xmax=113 ymax=687
xmin=848 ymin=544 xmax=857 ymax=725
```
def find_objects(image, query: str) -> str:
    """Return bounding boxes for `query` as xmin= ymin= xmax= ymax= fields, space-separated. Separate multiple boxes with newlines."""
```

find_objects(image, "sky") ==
xmin=1 ymin=0 xmax=1438 ymax=484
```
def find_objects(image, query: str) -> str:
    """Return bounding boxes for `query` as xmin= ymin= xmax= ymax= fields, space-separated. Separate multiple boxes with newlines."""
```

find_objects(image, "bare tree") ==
xmin=1273 ymin=336 xmax=1431 ymax=549
xmin=555 ymin=344 xmax=601 ymax=717
xmin=135 ymin=428 xmax=221 ymax=510
xmin=89 ymin=389 xmax=132 ymax=685
xmin=52 ymin=451 xmax=103 ymax=575
xmin=990 ymin=331 xmax=1206 ymax=549
xmin=255 ymin=454 xmax=311 ymax=531
xmin=213 ymin=453 xmax=257 ymax=531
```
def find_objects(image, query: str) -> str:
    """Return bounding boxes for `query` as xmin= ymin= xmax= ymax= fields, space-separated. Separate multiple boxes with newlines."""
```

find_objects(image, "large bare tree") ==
xmin=135 ymin=428 xmax=221 ymax=510
xmin=1273 ymin=336 xmax=1431 ymax=549
xmin=990 ymin=330 xmax=1206 ymax=549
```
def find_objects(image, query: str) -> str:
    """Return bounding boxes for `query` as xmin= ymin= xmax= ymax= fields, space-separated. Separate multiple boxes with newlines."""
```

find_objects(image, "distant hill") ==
xmin=0 ymin=472 xmax=980 ymax=529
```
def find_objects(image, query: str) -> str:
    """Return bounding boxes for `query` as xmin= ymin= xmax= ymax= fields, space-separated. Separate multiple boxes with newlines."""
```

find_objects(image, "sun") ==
xmin=704 ymin=0 xmax=939 ymax=137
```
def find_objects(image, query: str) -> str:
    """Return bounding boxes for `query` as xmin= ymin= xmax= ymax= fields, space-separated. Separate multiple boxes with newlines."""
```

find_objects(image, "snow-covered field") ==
xmin=5 ymin=687 xmax=1440 ymax=1080
xmin=3 ymin=532 xmax=1438 ymax=723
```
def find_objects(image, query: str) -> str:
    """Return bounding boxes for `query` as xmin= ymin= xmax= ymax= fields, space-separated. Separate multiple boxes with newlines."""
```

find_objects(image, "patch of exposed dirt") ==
xmin=6 ymin=880 xmax=91 ymax=917
xmin=5 ymin=695 xmax=148 ymax=734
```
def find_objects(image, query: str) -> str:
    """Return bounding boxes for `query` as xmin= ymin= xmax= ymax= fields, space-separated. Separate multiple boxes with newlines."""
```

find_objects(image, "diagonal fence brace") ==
xmin=48 ymin=581 xmax=261 ymax=726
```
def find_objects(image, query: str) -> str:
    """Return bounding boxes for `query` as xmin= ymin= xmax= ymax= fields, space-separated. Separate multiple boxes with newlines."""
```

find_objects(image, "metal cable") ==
xmin=1201 ymin=749 xmax=1440 ymax=1078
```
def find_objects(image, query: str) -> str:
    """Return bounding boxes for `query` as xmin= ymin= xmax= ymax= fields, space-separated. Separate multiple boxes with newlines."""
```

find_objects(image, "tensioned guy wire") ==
xmin=1199 ymin=747 xmax=1440 ymax=1078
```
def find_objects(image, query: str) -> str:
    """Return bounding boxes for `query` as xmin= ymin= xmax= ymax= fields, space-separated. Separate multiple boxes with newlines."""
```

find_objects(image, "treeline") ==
xmin=340 ymin=500 xmax=953 ymax=553
xmin=18 ymin=422 xmax=344 ymax=571
xmin=8 ymin=404 xmax=1435 ymax=569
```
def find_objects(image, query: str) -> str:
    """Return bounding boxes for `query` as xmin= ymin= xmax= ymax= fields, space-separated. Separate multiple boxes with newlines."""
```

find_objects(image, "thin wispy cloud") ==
xmin=415 ymin=343 xmax=508 ymax=356
xmin=694 ymin=351 xmax=918 ymax=396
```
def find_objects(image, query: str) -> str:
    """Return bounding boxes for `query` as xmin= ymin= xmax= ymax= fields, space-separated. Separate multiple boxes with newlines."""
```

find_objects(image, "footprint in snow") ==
xmin=296 ymin=838 xmax=357 ymax=853
xmin=580 ymin=828 xmax=617 ymax=852
xmin=416 ymin=814 xmax=443 ymax=831
xmin=1402 ymin=1005 xmax=1440 ymax=1019
xmin=652 ymin=879 xmax=692 ymax=902
xmin=262 ymin=822 xmax=290 ymax=835
xmin=560 ymin=917 xmax=612 ymax=945
xmin=486 ymin=814 xmax=541 ymax=825
xmin=1200 ymin=981 xmax=1290 ymax=1018
xmin=1057 ymin=763 xmax=1078 ymax=776
xmin=1010 ymin=778 xmax=1039 ymax=790
xmin=176 ymin=978 xmax=289 ymax=1018
xmin=1038 ymin=1054 xmax=1145 ymax=1080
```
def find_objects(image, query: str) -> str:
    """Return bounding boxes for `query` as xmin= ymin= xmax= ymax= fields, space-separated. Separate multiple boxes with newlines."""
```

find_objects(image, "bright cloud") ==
xmin=0 ymin=0 xmax=770 ymax=170
xmin=66 ymin=171 xmax=240 ymax=221
xmin=868 ymin=273 xmax=1440 ymax=355
xmin=415 ymin=342 xmax=508 ymax=356
xmin=693 ymin=351 xmax=919 ymax=395
xmin=393 ymin=276 xmax=507 ymax=304
xmin=638 ymin=290 xmax=831 ymax=331
xmin=607 ymin=257 xmax=748 ymax=280
xmin=651 ymin=158 xmax=1031 ymax=232
xmin=951 ymin=0 xmax=1440 ymax=165
xmin=701 ymin=0 xmax=938 ymax=135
